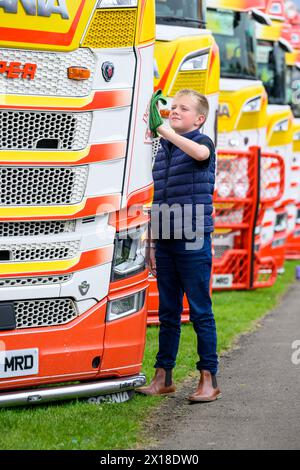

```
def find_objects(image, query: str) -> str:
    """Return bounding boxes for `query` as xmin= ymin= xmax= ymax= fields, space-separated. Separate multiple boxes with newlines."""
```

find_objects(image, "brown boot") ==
xmin=136 ymin=368 xmax=176 ymax=396
xmin=188 ymin=370 xmax=222 ymax=402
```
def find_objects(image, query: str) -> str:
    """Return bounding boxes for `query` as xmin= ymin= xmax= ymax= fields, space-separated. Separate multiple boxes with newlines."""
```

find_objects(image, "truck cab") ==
xmin=154 ymin=0 xmax=220 ymax=142
xmin=0 ymin=0 xmax=155 ymax=407
xmin=284 ymin=2 xmax=300 ymax=258
xmin=206 ymin=1 xmax=270 ymax=151
xmin=256 ymin=0 xmax=294 ymax=272
xmin=206 ymin=0 xmax=273 ymax=290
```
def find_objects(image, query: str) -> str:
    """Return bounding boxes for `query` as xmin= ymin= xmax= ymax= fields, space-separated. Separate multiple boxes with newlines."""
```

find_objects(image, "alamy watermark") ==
xmin=291 ymin=340 xmax=300 ymax=365
xmin=150 ymin=203 xmax=205 ymax=250
xmin=95 ymin=201 xmax=206 ymax=250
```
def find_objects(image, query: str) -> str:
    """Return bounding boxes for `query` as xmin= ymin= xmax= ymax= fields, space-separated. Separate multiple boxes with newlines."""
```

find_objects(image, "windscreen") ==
xmin=206 ymin=9 xmax=257 ymax=79
xmin=156 ymin=0 xmax=205 ymax=28
xmin=257 ymin=40 xmax=286 ymax=104
xmin=287 ymin=65 xmax=300 ymax=117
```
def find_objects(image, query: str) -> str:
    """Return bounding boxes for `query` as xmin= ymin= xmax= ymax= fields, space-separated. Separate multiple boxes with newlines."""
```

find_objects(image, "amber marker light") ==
xmin=160 ymin=109 xmax=170 ymax=118
xmin=68 ymin=67 xmax=91 ymax=80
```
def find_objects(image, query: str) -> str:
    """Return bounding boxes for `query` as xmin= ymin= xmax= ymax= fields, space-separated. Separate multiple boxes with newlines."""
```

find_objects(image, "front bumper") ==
xmin=0 ymin=374 xmax=146 ymax=408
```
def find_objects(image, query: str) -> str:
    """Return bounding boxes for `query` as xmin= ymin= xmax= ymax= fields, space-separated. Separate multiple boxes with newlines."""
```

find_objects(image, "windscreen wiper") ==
xmin=222 ymin=73 xmax=257 ymax=80
xmin=156 ymin=15 xmax=206 ymax=27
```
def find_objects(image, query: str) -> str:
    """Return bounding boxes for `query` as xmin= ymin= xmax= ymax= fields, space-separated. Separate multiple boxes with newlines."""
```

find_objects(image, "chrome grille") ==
xmin=0 ymin=48 xmax=95 ymax=97
xmin=13 ymin=298 xmax=78 ymax=329
xmin=0 ymin=111 xmax=91 ymax=150
xmin=0 ymin=166 xmax=88 ymax=206
xmin=0 ymin=220 xmax=76 ymax=237
xmin=0 ymin=275 xmax=72 ymax=288
xmin=152 ymin=137 xmax=161 ymax=163
xmin=0 ymin=240 xmax=80 ymax=262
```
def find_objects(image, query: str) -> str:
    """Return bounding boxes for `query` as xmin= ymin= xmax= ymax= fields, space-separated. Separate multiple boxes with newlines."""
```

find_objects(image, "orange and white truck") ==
xmin=0 ymin=0 xmax=155 ymax=406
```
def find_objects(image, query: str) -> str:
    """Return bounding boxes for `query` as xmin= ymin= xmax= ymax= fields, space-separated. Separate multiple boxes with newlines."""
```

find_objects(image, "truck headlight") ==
xmin=107 ymin=290 xmax=146 ymax=321
xmin=242 ymin=96 xmax=261 ymax=113
xmin=111 ymin=225 xmax=147 ymax=281
xmin=228 ymin=138 xmax=240 ymax=147
xmin=273 ymin=119 xmax=289 ymax=133
xmin=255 ymin=226 xmax=261 ymax=236
xmin=293 ymin=132 xmax=300 ymax=141
xmin=97 ymin=0 xmax=137 ymax=7
xmin=275 ymin=214 xmax=288 ymax=232
xmin=180 ymin=53 xmax=209 ymax=71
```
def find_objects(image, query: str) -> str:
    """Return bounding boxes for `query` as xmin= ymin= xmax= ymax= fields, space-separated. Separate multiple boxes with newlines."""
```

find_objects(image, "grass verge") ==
xmin=0 ymin=261 xmax=298 ymax=450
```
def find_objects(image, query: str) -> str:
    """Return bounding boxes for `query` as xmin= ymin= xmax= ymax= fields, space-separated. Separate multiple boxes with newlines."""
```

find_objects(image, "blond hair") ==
xmin=174 ymin=89 xmax=209 ymax=123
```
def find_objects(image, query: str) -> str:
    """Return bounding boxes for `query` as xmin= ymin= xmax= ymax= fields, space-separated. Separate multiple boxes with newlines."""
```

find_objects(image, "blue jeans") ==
xmin=154 ymin=234 xmax=219 ymax=375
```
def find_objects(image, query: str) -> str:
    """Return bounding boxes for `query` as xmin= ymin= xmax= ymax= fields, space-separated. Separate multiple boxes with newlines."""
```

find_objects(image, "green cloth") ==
xmin=149 ymin=89 xmax=167 ymax=138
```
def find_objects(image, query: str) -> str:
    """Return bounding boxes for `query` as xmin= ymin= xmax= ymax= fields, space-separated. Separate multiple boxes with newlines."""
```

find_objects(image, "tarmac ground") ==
xmin=144 ymin=283 xmax=300 ymax=450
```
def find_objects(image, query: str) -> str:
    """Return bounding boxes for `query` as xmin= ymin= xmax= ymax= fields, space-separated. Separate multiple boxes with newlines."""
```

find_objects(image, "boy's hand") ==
xmin=156 ymin=125 xmax=172 ymax=139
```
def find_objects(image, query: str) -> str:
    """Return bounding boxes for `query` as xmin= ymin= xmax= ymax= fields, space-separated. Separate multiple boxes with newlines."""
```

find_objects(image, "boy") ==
xmin=137 ymin=89 xmax=221 ymax=402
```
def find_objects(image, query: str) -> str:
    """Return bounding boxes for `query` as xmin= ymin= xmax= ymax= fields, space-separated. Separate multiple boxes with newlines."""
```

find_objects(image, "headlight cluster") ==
xmin=97 ymin=0 xmax=137 ymax=7
xmin=275 ymin=213 xmax=288 ymax=232
xmin=255 ymin=226 xmax=261 ymax=236
xmin=273 ymin=119 xmax=289 ymax=133
xmin=106 ymin=290 xmax=145 ymax=322
xmin=242 ymin=96 xmax=261 ymax=113
xmin=180 ymin=53 xmax=209 ymax=71
xmin=294 ymin=131 xmax=300 ymax=141
xmin=216 ymin=170 xmax=249 ymax=199
xmin=111 ymin=225 xmax=148 ymax=281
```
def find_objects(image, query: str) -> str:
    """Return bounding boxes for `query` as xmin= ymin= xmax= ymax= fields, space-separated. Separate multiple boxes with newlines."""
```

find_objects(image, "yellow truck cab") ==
xmin=256 ymin=0 xmax=294 ymax=272
xmin=284 ymin=2 xmax=300 ymax=258
xmin=205 ymin=0 xmax=272 ymax=290
xmin=154 ymin=0 xmax=220 ymax=142
xmin=206 ymin=0 xmax=270 ymax=151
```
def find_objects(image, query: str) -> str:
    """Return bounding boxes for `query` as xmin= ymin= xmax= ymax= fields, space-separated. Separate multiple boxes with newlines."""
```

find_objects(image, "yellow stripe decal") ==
xmin=0 ymin=257 xmax=80 ymax=275
xmin=0 ymin=202 xmax=86 ymax=218
xmin=0 ymin=149 xmax=90 ymax=163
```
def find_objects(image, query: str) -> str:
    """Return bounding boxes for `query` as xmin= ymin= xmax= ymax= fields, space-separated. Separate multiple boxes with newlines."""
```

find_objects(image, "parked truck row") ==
xmin=1 ymin=0 xmax=300 ymax=406
xmin=149 ymin=0 xmax=300 ymax=323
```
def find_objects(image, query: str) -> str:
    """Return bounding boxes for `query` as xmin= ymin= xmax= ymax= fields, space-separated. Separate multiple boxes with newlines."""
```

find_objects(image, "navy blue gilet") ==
xmin=152 ymin=129 xmax=216 ymax=238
